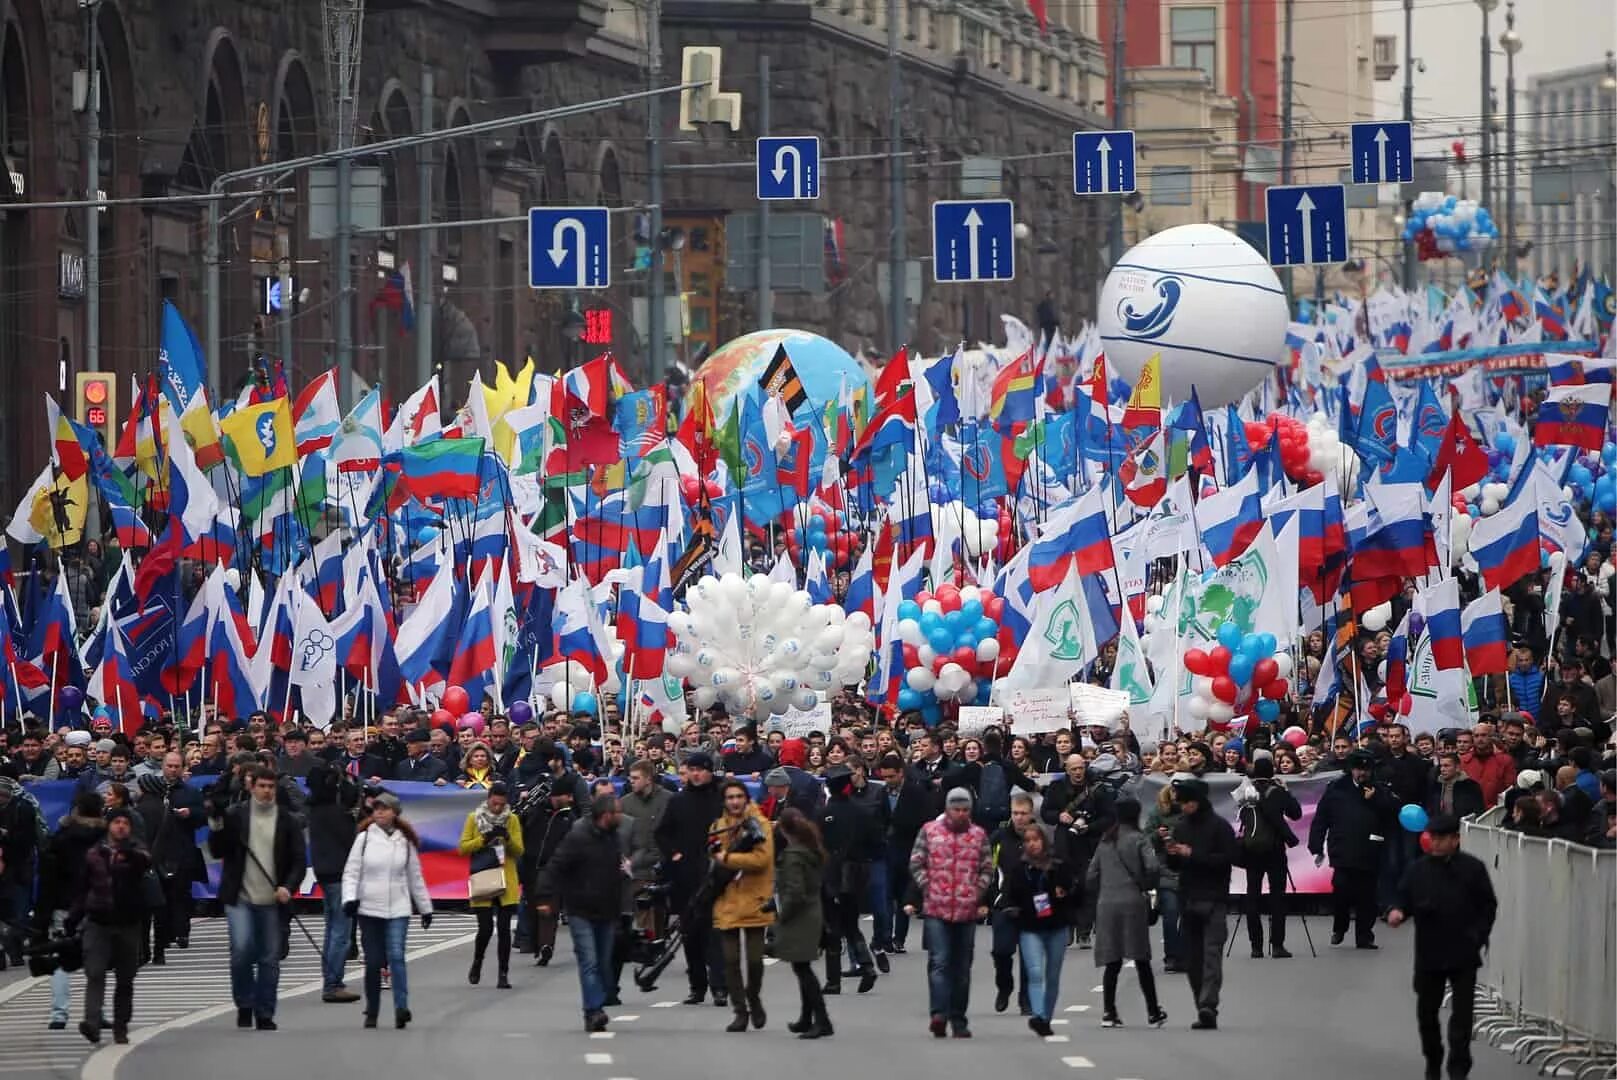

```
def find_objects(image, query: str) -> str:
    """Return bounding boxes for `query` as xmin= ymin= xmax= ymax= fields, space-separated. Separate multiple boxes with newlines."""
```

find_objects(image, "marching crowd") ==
xmin=0 ymin=692 xmax=1611 ymax=1075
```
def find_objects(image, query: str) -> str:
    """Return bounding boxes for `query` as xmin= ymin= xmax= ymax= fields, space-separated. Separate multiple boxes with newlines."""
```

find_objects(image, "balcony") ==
xmin=1373 ymin=34 xmax=1398 ymax=82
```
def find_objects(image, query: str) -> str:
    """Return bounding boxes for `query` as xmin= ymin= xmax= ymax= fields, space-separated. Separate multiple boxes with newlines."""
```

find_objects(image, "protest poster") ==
xmin=956 ymin=705 xmax=1004 ymax=737
xmin=1069 ymin=683 xmax=1130 ymax=727
xmin=1000 ymin=688 xmax=1069 ymax=735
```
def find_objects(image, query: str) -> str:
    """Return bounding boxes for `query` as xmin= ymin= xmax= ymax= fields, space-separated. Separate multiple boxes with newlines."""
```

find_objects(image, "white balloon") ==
xmin=1461 ymin=483 xmax=1481 ymax=501
xmin=1272 ymin=653 xmax=1294 ymax=678
xmin=1362 ymin=604 xmax=1392 ymax=633
xmin=550 ymin=683 xmax=571 ymax=710
xmin=1187 ymin=696 xmax=1210 ymax=720
xmin=907 ymin=668 xmax=936 ymax=692
xmin=1483 ymin=482 xmax=1509 ymax=502
xmin=1145 ymin=594 xmax=1164 ymax=614
xmin=897 ymin=618 xmax=924 ymax=646
xmin=917 ymin=644 xmax=937 ymax=667
xmin=693 ymin=686 xmax=718 ymax=709
xmin=1192 ymin=675 xmax=1214 ymax=697
xmin=1207 ymin=702 xmax=1236 ymax=722
xmin=922 ymin=599 xmax=944 ymax=617
xmin=976 ymin=638 xmax=1000 ymax=662
xmin=1480 ymin=495 xmax=1500 ymax=516
xmin=959 ymin=679 xmax=977 ymax=703
xmin=960 ymin=585 xmax=983 ymax=606
xmin=792 ymin=689 xmax=818 ymax=711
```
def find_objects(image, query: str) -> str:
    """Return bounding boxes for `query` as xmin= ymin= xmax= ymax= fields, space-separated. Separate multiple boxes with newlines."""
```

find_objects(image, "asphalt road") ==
xmin=42 ymin=912 xmax=1554 ymax=1080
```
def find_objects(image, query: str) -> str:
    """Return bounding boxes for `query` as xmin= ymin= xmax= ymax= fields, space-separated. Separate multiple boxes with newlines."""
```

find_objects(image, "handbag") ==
xmin=1117 ymin=839 xmax=1161 ymax=926
xmin=468 ymin=846 xmax=506 ymax=900
xmin=141 ymin=868 xmax=167 ymax=912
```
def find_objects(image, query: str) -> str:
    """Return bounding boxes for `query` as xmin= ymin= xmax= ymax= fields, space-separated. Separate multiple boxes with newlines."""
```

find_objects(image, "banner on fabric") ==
xmin=768 ymin=700 xmax=833 ymax=739
xmin=956 ymin=705 xmax=1004 ymax=737
xmin=1405 ymin=629 xmax=1476 ymax=736
xmin=1068 ymin=683 xmax=1130 ymax=728
xmin=1001 ymin=687 xmax=1070 ymax=735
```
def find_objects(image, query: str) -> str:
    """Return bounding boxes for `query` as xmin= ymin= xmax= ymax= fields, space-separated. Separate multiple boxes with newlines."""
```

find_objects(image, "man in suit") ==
xmin=394 ymin=730 xmax=449 ymax=784
xmin=879 ymin=752 xmax=933 ymax=953
xmin=335 ymin=728 xmax=388 ymax=785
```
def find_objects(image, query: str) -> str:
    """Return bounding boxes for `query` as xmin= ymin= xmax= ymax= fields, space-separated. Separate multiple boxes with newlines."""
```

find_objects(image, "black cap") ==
xmin=826 ymin=763 xmax=854 ymax=790
xmin=104 ymin=807 xmax=133 ymax=826
xmin=1347 ymin=749 xmax=1376 ymax=769
xmin=1426 ymin=812 xmax=1461 ymax=836
xmin=405 ymin=729 xmax=430 ymax=744
xmin=282 ymin=728 xmax=307 ymax=743
xmin=1173 ymin=778 xmax=1211 ymax=804
xmin=684 ymin=751 xmax=715 ymax=772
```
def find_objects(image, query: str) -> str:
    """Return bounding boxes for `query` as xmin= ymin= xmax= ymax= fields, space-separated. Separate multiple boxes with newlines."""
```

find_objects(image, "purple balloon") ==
xmin=57 ymin=686 xmax=85 ymax=714
xmin=507 ymin=700 xmax=533 ymax=726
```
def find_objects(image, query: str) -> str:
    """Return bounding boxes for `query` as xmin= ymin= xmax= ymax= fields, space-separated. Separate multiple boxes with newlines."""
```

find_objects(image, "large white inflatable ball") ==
xmin=1098 ymin=223 xmax=1289 ymax=408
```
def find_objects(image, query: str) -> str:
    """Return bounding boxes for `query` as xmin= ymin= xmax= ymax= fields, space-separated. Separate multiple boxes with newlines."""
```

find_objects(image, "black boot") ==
xmin=725 ymin=1010 xmax=750 ymax=1033
xmin=395 ymin=1008 xmax=412 ymax=1029
xmin=993 ymin=953 xmax=1014 ymax=1012
xmin=496 ymin=967 xmax=512 ymax=990
xmin=749 ymin=994 xmax=766 ymax=1029
xmin=468 ymin=957 xmax=483 ymax=985
xmin=363 ymin=1013 xmax=378 ymax=1029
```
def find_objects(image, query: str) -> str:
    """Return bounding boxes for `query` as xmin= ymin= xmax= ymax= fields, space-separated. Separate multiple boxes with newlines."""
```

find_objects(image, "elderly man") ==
xmin=1459 ymin=723 xmax=1517 ymax=807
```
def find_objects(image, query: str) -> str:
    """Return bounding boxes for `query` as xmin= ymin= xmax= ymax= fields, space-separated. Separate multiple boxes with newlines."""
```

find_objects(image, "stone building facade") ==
xmin=0 ymin=0 xmax=1106 ymax=509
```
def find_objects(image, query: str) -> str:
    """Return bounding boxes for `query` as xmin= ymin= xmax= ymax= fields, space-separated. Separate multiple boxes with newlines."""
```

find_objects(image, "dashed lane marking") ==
xmin=585 ymin=1052 xmax=614 ymax=1065
xmin=1060 ymin=1057 xmax=1094 ymax=1069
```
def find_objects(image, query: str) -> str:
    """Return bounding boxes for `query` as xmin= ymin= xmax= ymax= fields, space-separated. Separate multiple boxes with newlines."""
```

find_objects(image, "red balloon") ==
xmin=431 ymin=708 xmax=454 ymax=729
xmin=1183 ymin=648 xmax=1212 ymax=676
xmin=705 ymin=479 xmax=722 ymax=500
xmin=1261 ymin=678 xmax=1289 ymax=700
xmin=951 ymin=645 xmax=977 ymax=668
xmin=984 ymin=596 xmax=1006 ymax=620
xmin=1252 ymin=657 xmax=1279 ymax=686
xmin=1211 ymin=676 xmax=1239 ymax=704
xmin=1208 ymin=645 xmax=1233 ymax=674
xmin=936 ymin=584 xmax=962 ymax=612
xmin=932 ymin=655 xmax=949 ymax=676
xmin=1302 ymin=469 xmax=1324 ymax=487
xmin=915 ymin=590 xmax=933 ymax=608
xmin=901 ymin=644 xmax=920 ymax=668
xmin=679 ymin=475 xmax=701 ymax=503
xmin=1244 ymin=422 xmax=1268 ymax=448
xmin=442 ymin=685 xmax=470 ymax=715
xmin=1419 ymin=830 xmax=1434 ymax=854
xmin=999 ymin=644 xmax=1019 ymax=667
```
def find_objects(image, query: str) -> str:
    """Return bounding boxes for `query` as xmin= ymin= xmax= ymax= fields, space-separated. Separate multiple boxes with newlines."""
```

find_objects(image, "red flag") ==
xmin=1426 ymin=392 xmax=1489 ymax=493
xmin=1027 ymin=0 xmax=1047 ymax=33
xmin=874 ymin=346 xmax=911 ymax=412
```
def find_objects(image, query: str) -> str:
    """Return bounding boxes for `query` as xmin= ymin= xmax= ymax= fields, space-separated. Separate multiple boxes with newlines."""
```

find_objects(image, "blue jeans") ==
xmin=1158 ymin=887 xmax=1183 ymax=967
xmin=359 ymin=916 xmax=409 ymax=1014
xmin=226 ymin=903 xmax=284 ymax=1019
xmin=568 ymin=916 xmax=617 ymax=1014
xmin=923 ymin=918 xmax=976 ymax=1023
xmin=866 ymin=849 xmax=892 ymax=952
xmin=1018 ymin=926 xmax=1068 ymax=1021
xmin=320 ymin=882 xmax=350 ymax=992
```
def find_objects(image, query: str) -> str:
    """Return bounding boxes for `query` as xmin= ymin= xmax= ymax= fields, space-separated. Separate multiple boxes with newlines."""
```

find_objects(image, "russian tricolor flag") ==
xmin=843 ymin=545 xmax=878 ymax=625
xmin=447 ymin=568 xmax=499 ymax=709
xmin=1468 ymin=483 xmax=1540 ymax=591
xmin=1028 ymin=486 xmax=1114 ymax=591
xmin=1534 ymin=371 xmax=1611 ymax=452
xmin=1384 ymin=610 xmax=1410 ymax=704
xmin=1352 ymin=483 xmax=1432 ymax=581
xmin=1196 ymin=469 xmax=1263 ymax=568
xmin=618 ymin=553 xmax=672 ymax=680
xmin=1461 ymin=587 xmax=1510 ymax=676
xmin=1421 ymin=577 xmax=1464 ymax=671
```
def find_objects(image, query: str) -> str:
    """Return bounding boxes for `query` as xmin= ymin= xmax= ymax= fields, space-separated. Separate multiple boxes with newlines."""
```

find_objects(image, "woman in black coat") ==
xmin=774 ymin=809 xmax=832 ymax=1040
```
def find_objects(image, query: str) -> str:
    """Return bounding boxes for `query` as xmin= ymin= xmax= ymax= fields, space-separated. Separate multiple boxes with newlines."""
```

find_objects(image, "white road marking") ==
xmin=614 ymin=1015 xmax=640 ymax=1023
xmin=502 ymin=1033 xmax=532 ymax=1039
xmin=1089 ymin=985 xmax=1104 ymax=993
xmin=651 ymin=1001 xmax=680 ymax=1008
xmin=1064 ymin=1004 xmax=1091 ymax=1013
xmin=762 ymin=958 xmax=780 ymax=966
xmin=1050 ymin=1018 xmax=1069 ymax=1025
xmin=1060 ymin=1057 xmax=1094 ymax=1068
xmin=589 ymin=1032 xmax=615 ymax=1040
xmin=585 ymin=1052 xmax=614 ymax=1065
xmin=1044 ymin=1034 xmax=1071 ymax=1043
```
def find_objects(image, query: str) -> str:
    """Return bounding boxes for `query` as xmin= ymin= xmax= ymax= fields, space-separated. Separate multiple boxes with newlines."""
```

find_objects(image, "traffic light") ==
xmin=75 ymin=371 xmax=117 ymax=447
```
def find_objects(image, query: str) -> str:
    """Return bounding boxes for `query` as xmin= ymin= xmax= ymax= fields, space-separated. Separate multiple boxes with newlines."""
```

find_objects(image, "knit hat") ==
xmin=776 ymin=738 xmax=808 ymax=769
xmin=1173 ymin=778 xmax=1211 ymax=805
xmin=683 ymin=751 xmax=715 ymax=773
xmin=104 ymin=807 xmax=133 ymax=826
xmin=65 ymin=731 xmax=92 ymax=748
xmin=763 ymin=768 xmax=790 ymax=788
xmin=371 ymin=791 xmax=402 ymax=813
xmin=95 ymin=739 xmax=116 ymax=755
xmin=945 ymin=787 xmax=974 ymax=808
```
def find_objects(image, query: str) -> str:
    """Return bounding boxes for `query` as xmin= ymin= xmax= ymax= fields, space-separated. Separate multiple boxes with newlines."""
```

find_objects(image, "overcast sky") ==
xmin=1374 ymin=0 xmax=1616 ymax=153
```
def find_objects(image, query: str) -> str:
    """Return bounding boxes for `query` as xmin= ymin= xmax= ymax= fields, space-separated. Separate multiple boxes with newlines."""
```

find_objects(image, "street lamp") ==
xmin=1499 ymin=4 xmax=1521 ymax=276
xmin=1477 ymin=0 xmax=1498 ymax=210
xmin=1602 ymin=53 xmax=1615 ymax=276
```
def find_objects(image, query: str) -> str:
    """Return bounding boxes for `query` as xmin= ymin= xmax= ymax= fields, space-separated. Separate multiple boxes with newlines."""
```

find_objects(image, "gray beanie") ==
xmin=763 ymin=768 xmax=790 ymax=788
xmin=945 ymin=787 xmax=974 ymax=809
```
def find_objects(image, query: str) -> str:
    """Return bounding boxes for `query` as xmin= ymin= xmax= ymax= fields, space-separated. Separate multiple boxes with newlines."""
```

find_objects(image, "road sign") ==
xmin=527 ymin=207 xmax=610 ymax=289
xmin=1349 ymin=121 xmax=1413 ymax=184
xmin=756 ymin=136 xmax=820 ymax=200
xmin=1072 ymin=130 xmax=1136 ymax=195
xmin=1264 ymin=184 xmax=1348 ymax=267
xmin=932 ymin=199 xmax=1015 ymax=283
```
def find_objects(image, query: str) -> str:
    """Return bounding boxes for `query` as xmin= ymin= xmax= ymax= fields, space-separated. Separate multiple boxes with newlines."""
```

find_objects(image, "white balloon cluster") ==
xmin=1305 ymin=413 xmax=1358 ymax=477
xmin=956 ymin=507 xmax=1002 ymax=561
xmin=664 ymin=573 xmax=875 ymax=721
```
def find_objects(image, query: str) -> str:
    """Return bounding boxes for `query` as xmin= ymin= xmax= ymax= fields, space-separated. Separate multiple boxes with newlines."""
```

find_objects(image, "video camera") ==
xmin=21 ymin=931 xmax=83 ymax=977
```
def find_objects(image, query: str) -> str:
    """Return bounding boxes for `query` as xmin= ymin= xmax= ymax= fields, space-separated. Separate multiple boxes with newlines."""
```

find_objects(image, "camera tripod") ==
xmin=1225 ymin=861 xmax=1318 ymax=959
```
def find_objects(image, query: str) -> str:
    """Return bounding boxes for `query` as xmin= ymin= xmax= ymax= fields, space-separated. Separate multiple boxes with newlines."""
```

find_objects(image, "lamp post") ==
xmin=1477 ymin=0 xmax=1498 ymax=211
xmin=1499 ymin=5 xmax=1520 ymax=278
xmin=1601 ymin=52 xmax=1616 ymax=278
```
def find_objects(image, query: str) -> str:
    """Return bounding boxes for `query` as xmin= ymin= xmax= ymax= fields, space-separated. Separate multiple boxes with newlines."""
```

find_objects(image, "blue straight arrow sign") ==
xmin=1349 ymin=120 xmax=1412 ymax=184
xmin=1072 ymin=130 xmax=1136 ymax=195
xmin=932 ymin=199 xmax=1015 ymax=283
xmin=1264 ymin=184 xmax=1348 ymax=267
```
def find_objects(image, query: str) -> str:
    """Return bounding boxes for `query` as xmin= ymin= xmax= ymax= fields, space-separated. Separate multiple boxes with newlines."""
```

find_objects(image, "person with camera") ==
xmin=518 ymin=777 xmax=577 ymax=967
xmin=621 ymin=761 xmax=672 ymax=934
xmin=653 ymin=751 xmax=728 ymax=1006
xmin=535 ymin=794 xmax=630 ymax=1032
xmin=460 ymin=780 xmax=524 ymax=988
xmin=31 ymin=792 xmax=103 ymax=1029
xmin=340 ymin=791 xmax=433 ymax=1030
xmin=708 ymin=780 xmax=775 ymax=1032
xmin=821 ymin=762 xmax=880 ymax=996
xmin=132 ymin=754 xmax=205 ymax=965
xmin=0 ymin=775 xmax=41 ymax=971
xmin=209 ymin=765 xmax=308 ymax=1031
xmin=1309 ymin=748 xmax=1398 ymax=950
xmin=774 ymin=807 xmax=834 ymax=1039
xmin=1239 ymin=756 xmax=1302 ymax=959
xmin=906 ymin=787 xmax=994 ymax=1039
xmin=1039 ymin=753 xmax=1116 ymax=947
xmin=306 ymin=762 xmax=362 ymax=1003
xmin=1164 ymin=778 xmax=1237 ymax=1031
xmin=69 ymin=806 xmax=150 ymax=1044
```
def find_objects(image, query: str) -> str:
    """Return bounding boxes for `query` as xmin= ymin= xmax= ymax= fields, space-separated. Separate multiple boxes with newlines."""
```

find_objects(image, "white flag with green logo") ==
xmin=1111 ymin=607 xmax=1154 ymax=706
xmin=999 ymin=562 xmax=1095 ymax=694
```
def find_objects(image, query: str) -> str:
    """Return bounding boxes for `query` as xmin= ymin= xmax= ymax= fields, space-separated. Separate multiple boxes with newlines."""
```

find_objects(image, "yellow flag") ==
xmin=220 ymin=399 xmax=296 ymax=477
xmin=1121 ymin=353 xmax=1162 ymax=428
xmin=484 ymin=361 xmax=516 ymax=423
xmin=31 ymin=471 xmax=88 ymax=548
xmin=180 ymin=386 xmax=225 ymax=470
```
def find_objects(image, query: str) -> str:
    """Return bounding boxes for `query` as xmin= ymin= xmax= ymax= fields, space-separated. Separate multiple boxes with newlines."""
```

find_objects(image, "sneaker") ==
xmin=536 ymin=945 xmax=553 ymax=967
xmin=236 ymin=1008 xmax=253 ymax=1029
xmin=1077 ymin=933 xmax=1093 ymax=950
xmin=48 ymin=1020 xmax=67 ymax=1031
xmin=890 ymin=943 xmax=907 ymax=955
xmin=712 ymin=990 xmax=728 ymax=1008
xmin=586 ymin=1011 xmax=609 ymax=1033
xmin=1148 ymin=1007 xmax=1169 ymax=1027
xmin=1271 ymin=945 xmax=1294 ymax=959
xmin=1191 ymin=1011 xmax=1217 ymax=1031
xmin=323 ymin=989 xmax=361 ymax=1003
xmin=950 ymin=1022 xmax=973 ymax=1039
xmin=1329 ymin=932 xmax=1345 ymax=947
xmin=1355 ymin=941 xmax=1379 ymax=950
xmin=874 ymin=951 xmax=890 ymax=974
xmin=255 ymin=1017 xmax=278 ymax=1031
xmin=929 ymin=1014 xmax=947 ymax=1038
xmin=1029 ymin=1016 xmax=1055 ymax=1037
xmin=1100 ymin=1013 xmax=1122 ymax=1029
xmin=682 ymin=991 xmax=706 ymax=1006
xmin=78 ymin=1020 xmax=101 ymax=1045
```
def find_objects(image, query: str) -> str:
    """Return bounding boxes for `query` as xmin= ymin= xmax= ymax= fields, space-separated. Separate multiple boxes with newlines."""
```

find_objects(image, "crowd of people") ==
xmin=0 ymin=689 xmax=1611 ymax=1058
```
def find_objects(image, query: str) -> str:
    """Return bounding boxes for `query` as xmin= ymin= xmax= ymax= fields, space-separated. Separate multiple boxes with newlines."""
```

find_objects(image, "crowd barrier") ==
xmin=1462 ymin=809 xmax=1616 ymax=1078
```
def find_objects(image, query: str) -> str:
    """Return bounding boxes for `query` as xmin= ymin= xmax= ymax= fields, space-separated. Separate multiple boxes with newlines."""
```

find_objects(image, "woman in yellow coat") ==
xmin=458 ymin=781 xmax=525 ymax=988
xmin=709 ymin=778 xmax=776 ymax=1033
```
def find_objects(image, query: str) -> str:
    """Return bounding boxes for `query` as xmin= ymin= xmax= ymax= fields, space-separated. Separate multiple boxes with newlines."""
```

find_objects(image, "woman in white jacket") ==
xmin=341 ymin=792 xmax=433 ymax=1029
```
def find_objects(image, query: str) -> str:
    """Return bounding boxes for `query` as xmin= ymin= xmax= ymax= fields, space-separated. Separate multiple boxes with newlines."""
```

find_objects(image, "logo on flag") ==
xmin=1042 ymin=599 xmax=1085 ymax=662
xmin=257 ymin=413 xmax=279 ymax=457
xmin=1117 ymin=275 xmax=1183 ymax=341
xmin=962 ymin=445 xmax=993 ymax=481
xmin=299 ymin=629 xmax=334 ymax=672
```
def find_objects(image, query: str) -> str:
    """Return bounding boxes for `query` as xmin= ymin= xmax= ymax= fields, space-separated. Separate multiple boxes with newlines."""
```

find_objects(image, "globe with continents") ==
xmin=691 ymin=329 xmax=874 ymax=419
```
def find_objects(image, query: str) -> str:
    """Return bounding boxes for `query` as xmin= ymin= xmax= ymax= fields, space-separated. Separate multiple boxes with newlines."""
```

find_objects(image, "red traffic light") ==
xmin=83 ymin=379 xmax=109 ymax=405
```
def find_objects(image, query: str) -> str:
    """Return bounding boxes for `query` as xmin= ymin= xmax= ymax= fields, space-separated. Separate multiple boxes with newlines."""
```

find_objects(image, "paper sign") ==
xmin=956 ymin=706 xmax=1004 ymax=737
xmin=1069 ymin=683 xmax=1130 ymax=727
xmin=769 ymin=702 xmax=833 ymax=739
xmin=1001 ymin=688 xmax=1070 ymax=735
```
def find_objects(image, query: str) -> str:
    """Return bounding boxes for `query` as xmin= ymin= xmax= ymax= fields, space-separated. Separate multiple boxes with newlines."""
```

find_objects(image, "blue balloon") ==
xmin=1217 ymin=623 xmax=1243 ymax=650
xmin=898 ymin=687 xmax=923 ymax=711
xmin=571 ymin=692 xmax=599 ymax=717
xmin=928 ymin=628 xmax=954 ymax=653
xmin=922 ymin=703 xmax=942 ymax=724
xmin=955 ymin=631 xmax=977 ymax=651
xmin=1601 ymin=444 xmax=1616 ymax=468
xmin=810 ymin=534 xmax=828 ymax=552
xmin=975 ymin=682 xmax=994 ymax=705
xmin=1494 ymin=432 xmax=1516 ymax=456
xmin=1572 ymin=463 xmax=1595 ymax=488
xmin=975 ymin=617 xmax=998 ymax=642
xmin=897 ymin=600 xmax=921 ymax=622
xmin=1255 ymin=699 xmax=1281 ymax=723
xmin=1256 ymin=632 xmax=1277 ymax=657
xmin=1229 ymin=656 xmax=1256 ymax=686
xmin=1240 ymin=633 xmax=1264 ymax=656
xmin=1398 ymin=804 xmax=1429 ymax=834
xmin=919 ymin=611 xmax=942 ymax=635
xmin=944 ymin=610 xmax=965 ymax=631
xmin=960 ymin=599 xmax=984 ymax=623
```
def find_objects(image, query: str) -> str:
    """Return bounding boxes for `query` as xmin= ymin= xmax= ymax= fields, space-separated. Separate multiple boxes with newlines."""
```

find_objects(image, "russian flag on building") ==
xmin=1196 ymin=469 xmax=1263 ymax=568
xmin=1461 ymin=587 xmax=1510 ymax=676
xmin=1468 ymin=481 xmax=1540 ymax=591
xmin=1421 ymin=577 xmax=1464 ymax=670
xmin=1027 ymin=486 xmax=1113 ymax=591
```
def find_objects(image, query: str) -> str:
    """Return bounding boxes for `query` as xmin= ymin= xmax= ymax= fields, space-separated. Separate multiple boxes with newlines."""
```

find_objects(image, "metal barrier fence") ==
xmin=1462 ymin=809 xmax=1616 ymax=1079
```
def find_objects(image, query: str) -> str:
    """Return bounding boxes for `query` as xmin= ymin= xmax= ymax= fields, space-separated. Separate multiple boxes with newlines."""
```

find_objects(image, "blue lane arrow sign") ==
xmin=1264 ymin=184 xmax=1348 ymax=267
xmin=756 ymin=136 xmax=820 ymax=200
xmin=932 ymin=199 xmax=1015 ymax=283
xmin=527 ymin=207 xmax=610 ymax=289
xmin=1072 ymin=130 xmax=1136 ymax=195
xmin=1349 ymin=121 xmax=1412 ymax=184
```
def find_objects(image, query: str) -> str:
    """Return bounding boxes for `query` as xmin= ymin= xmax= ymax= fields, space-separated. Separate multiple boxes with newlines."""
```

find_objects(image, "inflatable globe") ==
xmin=692 ymin=329 xmax=873 ymax=420
xmin=1098 ymin=223 xmax=1288 ymax=408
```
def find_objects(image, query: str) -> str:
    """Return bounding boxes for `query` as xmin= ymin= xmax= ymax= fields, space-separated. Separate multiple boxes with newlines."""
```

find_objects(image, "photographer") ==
xmin=707 ymin=779 xmax=775 ymax=1033
xmin=132 ymin=755 xmax=205 ymax=964
xmin=1238 ymin=756 xmax=1301 ymax=959
xmin=1039 ymin=754 xmax=1116 ymax=946
xmin=1309 ymin=748 xmax=1397 ymax=950
xmin=518 ymin=777 xmax=577 ymax=968
xmin=652 ymin=751 xmax=727 ymax=1006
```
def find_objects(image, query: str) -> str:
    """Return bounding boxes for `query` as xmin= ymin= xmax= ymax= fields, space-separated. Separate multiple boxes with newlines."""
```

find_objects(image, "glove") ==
xmin=1313 ymin=854 xmax=1325 ymax=868
xmin=420 ymin=913 xmax=433 ymax=930
xmin=342 ymin=900 xmax=359 ymax=919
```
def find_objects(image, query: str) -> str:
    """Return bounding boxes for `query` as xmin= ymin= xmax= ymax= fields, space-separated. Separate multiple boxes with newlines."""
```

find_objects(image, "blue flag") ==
xmin=159 ymin=301 xmax=207 ymax=414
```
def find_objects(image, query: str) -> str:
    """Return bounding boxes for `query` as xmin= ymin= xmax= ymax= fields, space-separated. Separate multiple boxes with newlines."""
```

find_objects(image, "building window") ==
xmin=1170 ymin=6 xmax=1217 ymax=84
xmin=1151 ymin=165 xmax=1193 ymax=206
xmin=961 ymin=13 xmax=986 ymax=67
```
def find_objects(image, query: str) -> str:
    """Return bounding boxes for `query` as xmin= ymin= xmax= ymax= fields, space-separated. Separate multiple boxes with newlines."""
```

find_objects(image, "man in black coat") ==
xmin=334 ymin=729 xmax=389 ymax=785
xmin=394 ymin=730 xmax=449 ymax=784
xmin=1389 ymin=813 xmax=1498 ymax=1080
xmin=820 ymin=764 xmax=880 ymax=994
xmin=879 ymin=752 xmax=931 ymax=953
xmin=208 ymin=766 xmax=308 ymax=1030
xmin=1375 ymin=724 xmax=1430 ymax=915
xmin=1309 ymin=749 xmax=1398 ymax=949
xmin=70 ymin=807 xmax=150 ymax=1045
xmin=0 ymin=776 xmax=40 ymax=969
xmin=652 ymin=752 xmax=727 ymax=1006
xmin=1039 ymin=754 xmax=1116 ymax=942
xmin=1165 ymin=778 xmax=1238 ymax=1031
xmin=275 ymin=729 xmax=318 ymax=778
xmin=132 ymin=756 xmax=205 ymax=963
xmin=1424 ymin=752 xmax=1485 ymax=821
xmin=1240 ymin=758 xmax=1302 ymax=959
xmin=720 ymin=726 xmax=774 ymax=779
xmin=305 ymin=763 xmax=360 ymax=1003
xmin=535 ymin=795 xmax=631 ymax=1032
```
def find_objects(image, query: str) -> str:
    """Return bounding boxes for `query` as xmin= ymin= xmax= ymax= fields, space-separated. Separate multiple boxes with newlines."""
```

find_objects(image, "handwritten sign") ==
xmin=956 ymin=706 xmax=1004 ymax=737
xmin=1069 ymin=683 xmax=1130 ymax=727
xmin=769 ymin=702 xmax=832 ymax=739
xmin=1001 ymin=688 xmax=1070 ymax=735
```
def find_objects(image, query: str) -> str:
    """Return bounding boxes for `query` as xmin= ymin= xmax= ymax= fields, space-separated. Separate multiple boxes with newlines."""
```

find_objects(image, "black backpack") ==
xmin=977 ymin=761 xmax=1011 ymax=827
xmin=1238 ymin=794 xmax=1280 ymax=859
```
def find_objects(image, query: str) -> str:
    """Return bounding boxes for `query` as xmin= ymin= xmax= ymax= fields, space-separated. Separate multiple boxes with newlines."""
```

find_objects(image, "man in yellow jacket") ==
xmin=709 ymin=779 xmax=775 ymax=1033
